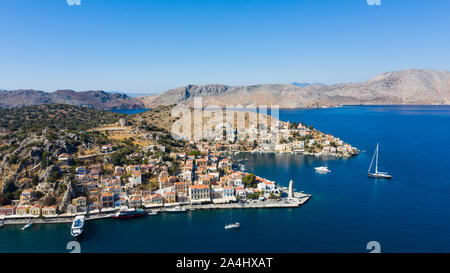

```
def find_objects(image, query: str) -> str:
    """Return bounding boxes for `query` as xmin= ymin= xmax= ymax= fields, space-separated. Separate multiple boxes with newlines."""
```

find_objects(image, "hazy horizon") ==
xmin=1 ymin=67 xmax=448 ymax=96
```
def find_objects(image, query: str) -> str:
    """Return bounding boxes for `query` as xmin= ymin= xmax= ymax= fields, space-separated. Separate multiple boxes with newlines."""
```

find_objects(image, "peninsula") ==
xmin=0 ymin=104 xmax=358 ymax=224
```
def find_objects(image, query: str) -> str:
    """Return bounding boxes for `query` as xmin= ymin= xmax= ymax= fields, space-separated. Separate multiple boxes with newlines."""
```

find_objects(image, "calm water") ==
xmin=111 ymin=109 xmax=150 ymax=114
xmin=1 ymin=105 xmax=449 ymax=253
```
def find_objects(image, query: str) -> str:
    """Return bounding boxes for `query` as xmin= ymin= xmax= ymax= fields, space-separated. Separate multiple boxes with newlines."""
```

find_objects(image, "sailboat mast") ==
xmin=367 ymin=143 xmax=377 ymax=173
xmin=368 ymin=144 xmax=376 ymax=173
xmin=375 ymin=143 xmax=379 ymax=174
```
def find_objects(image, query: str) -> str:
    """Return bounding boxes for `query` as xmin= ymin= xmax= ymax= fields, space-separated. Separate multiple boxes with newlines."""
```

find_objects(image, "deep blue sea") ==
xmin=1 ymin=105 xmax=449 ymax=253
xmin=111 ymin=109 xmax=150 ymax=114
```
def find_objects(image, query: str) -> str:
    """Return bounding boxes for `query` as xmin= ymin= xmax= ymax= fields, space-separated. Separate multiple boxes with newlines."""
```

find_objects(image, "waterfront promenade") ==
xmin=182 ymin=193 xmax=311 ymax=211
xmin=1 ymin=193 xmax=311 ymax=226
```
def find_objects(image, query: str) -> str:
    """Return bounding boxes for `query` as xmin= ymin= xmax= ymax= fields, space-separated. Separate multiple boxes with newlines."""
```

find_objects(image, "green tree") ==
xmin=34 ymin=191 xmax=44 ymax=200
xmin=243 ymin=174 xmax=256 ymax=188
xmin=41 ymin=151 xmax=50 ymax=169
xmin=31 ymin=175 xmax=40 ymax=186
xmin=8 ymin=154 xmax=18 ymax=165
xmin=188 ymin=150 xmax=201 ymax=156
xmin=248 ymin=192 xmax=260 ymax=200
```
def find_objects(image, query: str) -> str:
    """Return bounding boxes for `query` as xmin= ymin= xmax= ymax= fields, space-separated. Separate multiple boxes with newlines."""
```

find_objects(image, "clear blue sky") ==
xmin=0 ymin=0 xmax=449 ymax=94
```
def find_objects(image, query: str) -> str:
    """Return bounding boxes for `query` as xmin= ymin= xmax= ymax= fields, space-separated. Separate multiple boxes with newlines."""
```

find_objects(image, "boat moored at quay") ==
xmin=70 ymin=215 xmax=85 ymax=238
xmin=113 ymin=207 xmax=147 ymax=219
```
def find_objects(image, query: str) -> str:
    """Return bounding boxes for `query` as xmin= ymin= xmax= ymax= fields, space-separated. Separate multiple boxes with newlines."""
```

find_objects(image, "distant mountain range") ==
xmin=0 ymin=89 xmax=144 ymax=110
xmin=1 ymin=69 xmax=449 ymax=109
xmin=137 ymin=69 xmax=450 ymax=108
xmin=291 ymin=82 xmax=326 ymax=87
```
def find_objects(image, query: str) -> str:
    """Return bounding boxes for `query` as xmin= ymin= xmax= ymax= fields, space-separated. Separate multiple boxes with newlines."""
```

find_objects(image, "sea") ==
xmin=1 ymin=105 xmax=449 ymax=253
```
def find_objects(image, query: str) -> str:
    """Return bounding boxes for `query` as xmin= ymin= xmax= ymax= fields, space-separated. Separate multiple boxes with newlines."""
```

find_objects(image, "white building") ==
xmin=189 ymin=184 xmax=211 ymax=204
xmin=288 ymin=180 xmax=294 ymax=199
xmin=257 ymin=180 xmax=280 ymax=197
xmin=223 ymin=186 xmax=236 ymax=202
xmin=128 ymin=171 xmax=142 ymax=186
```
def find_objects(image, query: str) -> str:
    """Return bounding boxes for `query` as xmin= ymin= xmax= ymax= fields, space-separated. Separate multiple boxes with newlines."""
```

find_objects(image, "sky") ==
xmin=0 ymin=0 xmax=449 ymax=94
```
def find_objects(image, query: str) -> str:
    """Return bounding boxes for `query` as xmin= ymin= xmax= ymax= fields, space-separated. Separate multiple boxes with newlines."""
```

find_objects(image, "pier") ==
xmin=181 ymin=194 xmax=311 ymax=211
xmin=1 ymin=193 xmax=311 ymax=226
xmin=0 ymin=192 xmax=311 ymax=225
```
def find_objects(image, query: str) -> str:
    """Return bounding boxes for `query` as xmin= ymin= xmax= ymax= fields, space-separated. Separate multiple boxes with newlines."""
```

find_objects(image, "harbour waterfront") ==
xmin=1 ymin=106 xmax=449 ymax=253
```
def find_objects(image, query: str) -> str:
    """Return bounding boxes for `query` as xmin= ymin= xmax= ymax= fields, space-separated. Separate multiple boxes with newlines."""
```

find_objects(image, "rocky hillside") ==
xmin=0 ymin=104 xmax=125 ymax=132
xmin=137 ymin=69 xmax=450 ymax=108
xmin=0 ymin=105 xmax=124 ymax=202
xmin=0 ymin=89 xmax=145 ymax=110
xmin=0 ymin=104 xmax=186 ymax=207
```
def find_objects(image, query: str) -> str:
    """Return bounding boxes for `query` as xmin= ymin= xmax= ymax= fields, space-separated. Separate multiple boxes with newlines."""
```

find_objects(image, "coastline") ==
xmin=110 ymin=104 xmax=450 ymax=114
xmin=233 ymin=149 xmax=359 ymax=159
xmin=1 ymin=193 xmax=311 ymax=226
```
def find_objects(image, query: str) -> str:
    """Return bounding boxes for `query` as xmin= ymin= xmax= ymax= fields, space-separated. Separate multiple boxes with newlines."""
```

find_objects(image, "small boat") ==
xmin=70 ymin=215 xmax=85 ymax=238
xmin=314 ymin=166 xmax=331 ymax=173
xmin=225 ymin=222 xmax=240 ymax=230
xmin=0 ymin=220 xmax=5 ymax=228
xmin=166 ymin=205 xmax=187 ymax=213
xmin=113 ymin=207 xmax=146 ymax=219
xmin=368 ymin=143 xmax=392 ymax=179
xmin=21 ymin=220 xmax=33 ymax=231
xmin=147 ymin=210 xmax=157 ymax=216
xmin=225 ymin=214 xmax=240 ymax=230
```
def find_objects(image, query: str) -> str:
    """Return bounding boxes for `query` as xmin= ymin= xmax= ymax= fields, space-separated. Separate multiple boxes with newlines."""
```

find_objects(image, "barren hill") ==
xmin=137 ymin=69 xmax=450 ymax=108
xmin=0 ymin=90 xmax=144 ymax=110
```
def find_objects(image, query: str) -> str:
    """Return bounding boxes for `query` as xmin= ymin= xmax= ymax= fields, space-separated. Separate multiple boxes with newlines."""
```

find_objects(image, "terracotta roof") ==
xmin=190 ymin=184 xmax=209 ymax=190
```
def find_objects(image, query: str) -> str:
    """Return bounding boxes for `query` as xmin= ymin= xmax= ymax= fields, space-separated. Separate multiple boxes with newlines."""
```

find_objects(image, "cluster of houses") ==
xmin=1 ymin=146 xmax=284 ymax=218
xmin=231 ymin=120 xmax=359 ymax=156
xmin=66 ymin=162 xmax=157 ymax=214
xmin=181 ymin=120 xmax=358 ymax=157
xmin=162 ymin=152 xmax=280 ymax=205
xmin=65 ymin=150 xmax=282 ymax=214
xmin=274 ymin=121 xmax=359 ymax=156
xmin=0 ymin=189 xmax=57 ymax=218
xmin=3 ymin=120 xmax=341 ymax=219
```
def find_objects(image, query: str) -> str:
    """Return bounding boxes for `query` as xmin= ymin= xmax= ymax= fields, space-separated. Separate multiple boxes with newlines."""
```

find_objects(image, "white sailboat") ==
xmin=224 ymin=214 xmax=240 ymax=230
xmin=166 ymin=205 xmax=187 ymax=213
xmin=21 ymin=220 xmax=33 ymax=230
xmin=314 ymin=166 xmax=331 ymax=173
xmin=368 ymin=143 xmax=392 ymax=179
xmin=225 ymin=222 xmax=240 ymax=229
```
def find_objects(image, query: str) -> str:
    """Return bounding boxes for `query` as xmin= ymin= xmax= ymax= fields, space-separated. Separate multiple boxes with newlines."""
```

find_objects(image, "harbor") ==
xmin=0 ymin=106 xmax=448 ymax=253
xmin=0 ymin=192 xmax=311 ymax=226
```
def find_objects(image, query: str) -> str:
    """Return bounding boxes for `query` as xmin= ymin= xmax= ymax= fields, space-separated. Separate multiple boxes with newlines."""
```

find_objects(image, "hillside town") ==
xmin=0 ymin=145 xmax=302 ymax=219
xmin=193 ymin=119 xmax=360 ymax=157
xmin=0 ymin=109 xmax=356 ymax=221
